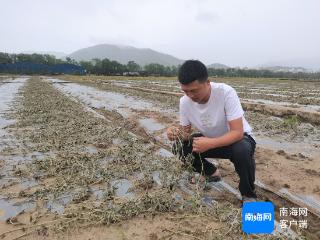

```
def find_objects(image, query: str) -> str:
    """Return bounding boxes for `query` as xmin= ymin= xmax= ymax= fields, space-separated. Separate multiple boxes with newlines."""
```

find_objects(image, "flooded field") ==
xmin=0 ymin=76 xmax=319 ymax=239
xmin=81 ymin=76 xmax=320 ymax=111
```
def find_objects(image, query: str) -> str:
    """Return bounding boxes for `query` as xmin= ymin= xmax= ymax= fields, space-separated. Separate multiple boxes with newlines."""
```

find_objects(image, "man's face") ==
xmin=180 ymin=80 xmax=210 ymax=103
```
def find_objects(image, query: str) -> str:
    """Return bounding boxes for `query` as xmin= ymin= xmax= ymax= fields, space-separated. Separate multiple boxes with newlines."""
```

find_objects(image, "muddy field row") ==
xmin=0 ymin=76 xmax=319 ymax=239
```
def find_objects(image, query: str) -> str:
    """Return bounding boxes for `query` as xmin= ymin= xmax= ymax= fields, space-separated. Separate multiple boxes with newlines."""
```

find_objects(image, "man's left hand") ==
xmin=192 ymin=137 xmax=214 ymax=153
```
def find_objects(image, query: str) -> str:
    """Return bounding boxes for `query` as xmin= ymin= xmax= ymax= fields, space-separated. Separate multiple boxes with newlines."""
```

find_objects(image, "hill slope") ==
xmin=68 ymin=44 xmax=184 ymax=66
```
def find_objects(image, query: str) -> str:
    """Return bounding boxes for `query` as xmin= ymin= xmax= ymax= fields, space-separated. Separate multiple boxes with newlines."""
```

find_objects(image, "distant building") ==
xmin=0 ymin=63 xmax=86 ymax=75
xmin=123 ymin=71 xmax=140 ymax=76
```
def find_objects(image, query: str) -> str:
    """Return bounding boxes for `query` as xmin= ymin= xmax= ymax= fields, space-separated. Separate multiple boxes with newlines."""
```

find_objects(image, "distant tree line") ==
xmin=79 ymin=59 xmax=178 ymax=76
xmin=207 ymin=68 xmax=320 ymax=80
xmin=0 ymin=52 xmax=319 ymax=79
xmin=0 ymin=52 xmax=178 ymax=76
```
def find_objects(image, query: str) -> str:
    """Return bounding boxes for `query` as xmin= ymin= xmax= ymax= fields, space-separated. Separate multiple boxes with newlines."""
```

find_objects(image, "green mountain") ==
xmin=68 ymin=44 xmax=184 ymax=66
xmin=207 ymin=63 xmax=229 ymax=69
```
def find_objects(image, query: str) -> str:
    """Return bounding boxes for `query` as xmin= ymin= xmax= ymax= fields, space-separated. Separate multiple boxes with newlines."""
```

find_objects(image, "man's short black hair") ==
xmin=178 ymin=60 xmax=208 ymax=84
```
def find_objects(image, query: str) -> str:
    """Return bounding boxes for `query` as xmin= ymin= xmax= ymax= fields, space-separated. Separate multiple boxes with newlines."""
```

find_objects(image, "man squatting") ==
xmin=166 ymin=60 xmax=257 ymax=203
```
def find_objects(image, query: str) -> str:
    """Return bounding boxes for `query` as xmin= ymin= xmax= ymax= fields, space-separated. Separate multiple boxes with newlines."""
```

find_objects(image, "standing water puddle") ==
xmin=156 ymin=148 xmax=174 ymax=158
xmin=279 ymin=188 xmax=320 ymax=215
xmin=243 ymin=98 xmax=320 ymax=112
xmin=256 ymin=136 xmax=319 ymax=159
xmin=43 ymin=194 xmax=73 ymax=214
xmin=110 ymin=179 xmax=135 ymax=200
xmin=139 ymin=118 xmax=165 ymax=133
xmin=0 ymin=197 xmax=35 ymax=221
xmin=48 ymin=79 xmax=158 ymax=118
xmin=0 ymin=78 xmax=28 ymax=151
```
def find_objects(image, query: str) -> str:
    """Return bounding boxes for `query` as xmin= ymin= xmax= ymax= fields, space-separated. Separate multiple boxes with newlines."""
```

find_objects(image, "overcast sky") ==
xmin=1 ymin=0 xmax=320 ymax=67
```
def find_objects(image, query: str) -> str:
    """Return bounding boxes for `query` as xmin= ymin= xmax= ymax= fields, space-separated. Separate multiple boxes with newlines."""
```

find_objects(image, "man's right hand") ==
xmin=166 ymin=125 xmax=191 ymax=141
xmin=166 ymin=126 xmax=181 ymax=141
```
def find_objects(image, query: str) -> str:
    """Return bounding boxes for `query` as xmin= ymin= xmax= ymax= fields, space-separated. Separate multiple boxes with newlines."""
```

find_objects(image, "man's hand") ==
xmin=166 ymin=125 xmax=191 ymax=141
xmin=166 ymin=126 xmax=181 ymax=141
xmin=192 ymin=137 xmax=214 ymax=153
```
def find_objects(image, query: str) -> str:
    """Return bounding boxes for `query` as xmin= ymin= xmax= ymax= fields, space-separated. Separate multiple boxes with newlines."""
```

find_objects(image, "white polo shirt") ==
xmin=179 ymin=82 xmax=252 ymax=138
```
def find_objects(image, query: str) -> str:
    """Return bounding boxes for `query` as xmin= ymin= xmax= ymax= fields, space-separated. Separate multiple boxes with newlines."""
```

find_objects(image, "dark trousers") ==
xmin=173 ymin=133 xmax=257 ymax=198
